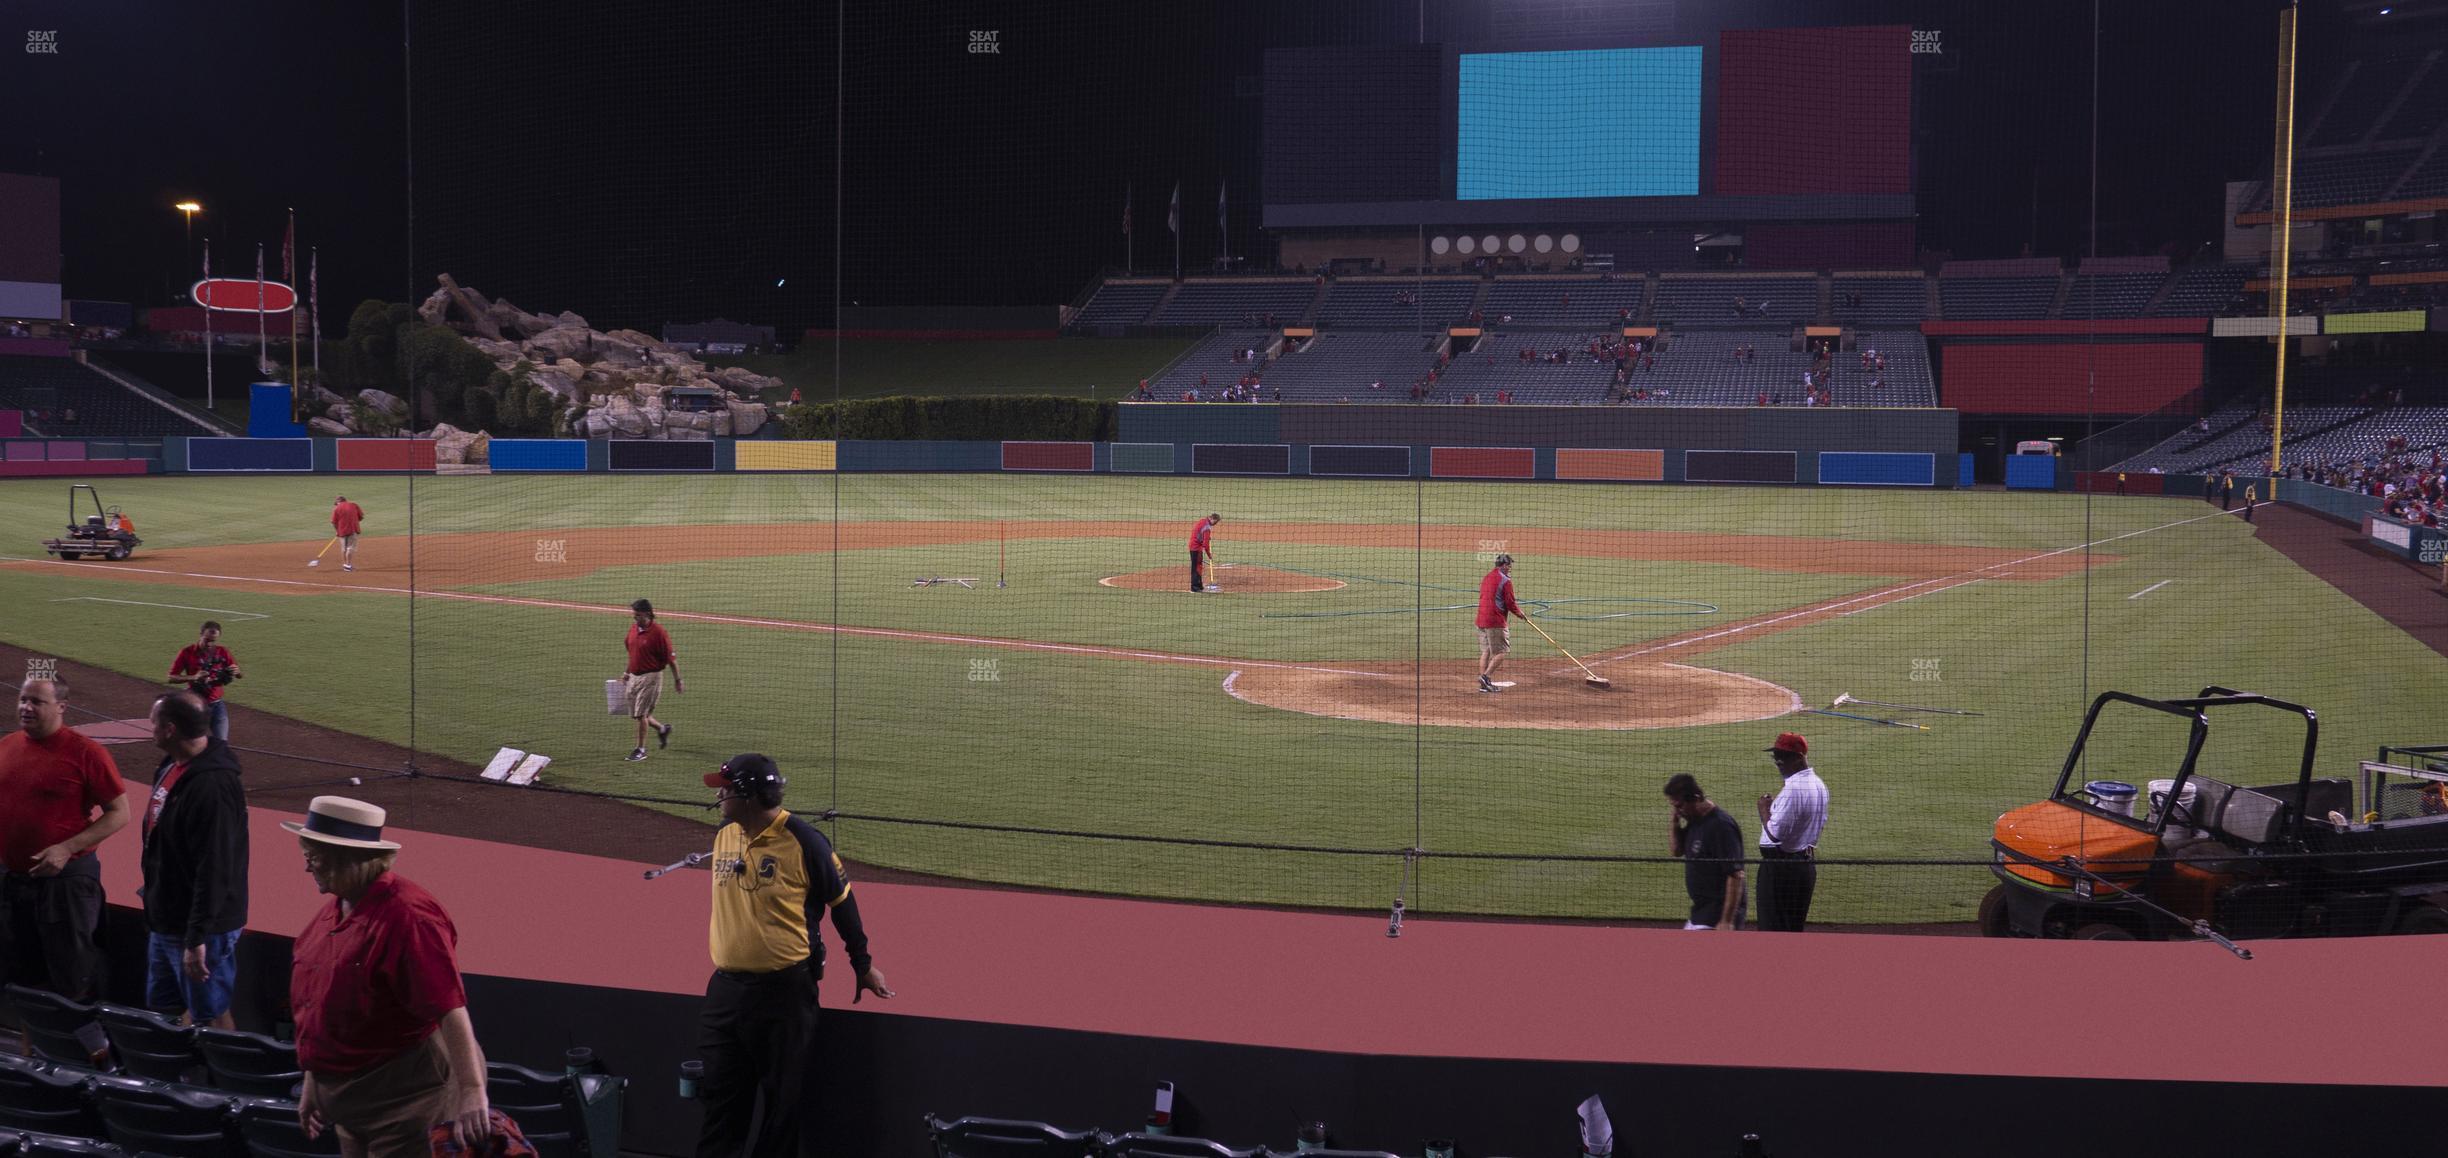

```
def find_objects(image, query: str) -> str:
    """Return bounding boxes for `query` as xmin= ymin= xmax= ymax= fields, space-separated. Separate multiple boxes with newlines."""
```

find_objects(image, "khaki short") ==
xmin=625 ymin=670 xmax=664 ymax=718
xmin=339 ymin=533 xmax=359 ymax=547
xmin=1478 ymin=626 xmax=1510 ymax=654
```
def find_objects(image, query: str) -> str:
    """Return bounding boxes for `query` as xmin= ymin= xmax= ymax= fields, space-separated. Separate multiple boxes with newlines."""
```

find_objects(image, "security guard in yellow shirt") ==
xmin=696 ymin=754 xmax=891 ymax=1158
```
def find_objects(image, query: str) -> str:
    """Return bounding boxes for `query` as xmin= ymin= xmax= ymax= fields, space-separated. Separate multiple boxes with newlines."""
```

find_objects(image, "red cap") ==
xmin=1765 ymin=732 xmax=1808 ymax=757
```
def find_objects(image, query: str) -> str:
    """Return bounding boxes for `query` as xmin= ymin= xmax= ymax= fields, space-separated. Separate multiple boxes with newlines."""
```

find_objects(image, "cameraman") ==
xmin=165 ymin=622 xmax=243 ymax=742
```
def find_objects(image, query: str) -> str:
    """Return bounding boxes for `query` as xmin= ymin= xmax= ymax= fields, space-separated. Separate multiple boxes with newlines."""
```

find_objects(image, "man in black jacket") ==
xmin=140 ymin=693 xmax=249 ymax=1028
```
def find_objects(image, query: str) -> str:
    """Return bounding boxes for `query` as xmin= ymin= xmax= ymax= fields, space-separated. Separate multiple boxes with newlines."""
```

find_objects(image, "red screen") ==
xmin=1716 ymin=27 xmax=1913 ymax=196
xmin=1942 ymin=344 xmax=2205 ymax=415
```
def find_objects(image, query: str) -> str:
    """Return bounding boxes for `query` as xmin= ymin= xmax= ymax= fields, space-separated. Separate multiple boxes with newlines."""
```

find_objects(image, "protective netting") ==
xmin=10 ymin=1 xmax=2448 ymax=941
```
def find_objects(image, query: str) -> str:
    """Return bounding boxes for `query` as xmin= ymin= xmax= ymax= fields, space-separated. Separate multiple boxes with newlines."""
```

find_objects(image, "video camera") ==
xmin=186 ymin=656 xmax=239 ymax=695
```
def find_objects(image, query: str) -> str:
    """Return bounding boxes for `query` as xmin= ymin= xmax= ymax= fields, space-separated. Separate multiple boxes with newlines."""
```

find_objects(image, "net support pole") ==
xmin=2269 ymin=3 xmax=2299 ymax=482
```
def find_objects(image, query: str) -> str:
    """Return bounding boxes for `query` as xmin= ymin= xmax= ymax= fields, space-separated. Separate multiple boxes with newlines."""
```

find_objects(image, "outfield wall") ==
xmin=113 ymin=408 xmax=1963 ymax=487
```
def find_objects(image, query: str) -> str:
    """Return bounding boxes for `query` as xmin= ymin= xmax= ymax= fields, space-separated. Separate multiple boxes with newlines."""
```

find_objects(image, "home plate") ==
xmin=1492 ymin=681 xmax=1516 ymax=688
xmin=78 ymin=719 xmax=157 ymax=745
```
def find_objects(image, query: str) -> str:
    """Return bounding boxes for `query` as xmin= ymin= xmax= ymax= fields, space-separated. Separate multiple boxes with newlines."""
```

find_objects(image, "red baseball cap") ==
xmin=1765 ymin=732 xmax=1808 ymax=757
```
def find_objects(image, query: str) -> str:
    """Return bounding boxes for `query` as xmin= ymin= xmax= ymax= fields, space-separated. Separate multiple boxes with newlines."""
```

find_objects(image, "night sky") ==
xmin=3 ymin=0 xmax=2353 ymax=335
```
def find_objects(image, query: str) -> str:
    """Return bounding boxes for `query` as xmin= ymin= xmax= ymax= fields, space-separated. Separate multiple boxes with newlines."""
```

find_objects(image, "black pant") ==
xmin=696 ymin=964 xmax=819 ymax=1158
xmin=1189 ymin=551 xmax=1206 ymax=592
xmin=0 ymin=859 xmax=106 ymax=1001
xmin=1755 ymin=850 xmax=1816 ymax=933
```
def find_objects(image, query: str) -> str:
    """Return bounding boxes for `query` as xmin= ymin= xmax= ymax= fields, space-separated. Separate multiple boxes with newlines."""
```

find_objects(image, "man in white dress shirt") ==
xmin=1755 ymin=731 xmax=1828 ymax=932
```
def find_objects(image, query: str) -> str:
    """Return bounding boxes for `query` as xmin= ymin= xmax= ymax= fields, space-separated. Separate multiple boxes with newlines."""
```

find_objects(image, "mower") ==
xmin=1981 ymin=686 xmax=2448 ymax=949
xmin=40 ymin=484 xmax=142 ymax=561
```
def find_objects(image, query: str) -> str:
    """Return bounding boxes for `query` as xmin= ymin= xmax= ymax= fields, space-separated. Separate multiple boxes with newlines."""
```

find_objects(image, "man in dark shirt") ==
xmin=1665 ymin=773 xmax=1745 ymax=931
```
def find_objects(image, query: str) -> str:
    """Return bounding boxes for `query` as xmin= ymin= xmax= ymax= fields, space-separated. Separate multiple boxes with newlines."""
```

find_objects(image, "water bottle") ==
xmin=678 ymin=1060 xmax=705 ymax=1099
xmin=1296 ymin=1121 xmax=1328 ymax=1152
xmin=564 ymin=1047 xmax=595 ymax=1076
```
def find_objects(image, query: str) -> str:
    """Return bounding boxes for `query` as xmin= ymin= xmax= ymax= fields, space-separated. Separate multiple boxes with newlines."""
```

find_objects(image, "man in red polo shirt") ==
xmin=1188 ymin=513 xmax=1220 ymax=593
xmin=285 ymin=796 xmax=491 ymax=1154
xmin=0 ymin=674 xmax=131 ymax=1000
xmin=317 ymin=495 xmax=366 ymax=572
xmin=166 ymin=621 xmax=243 ymax=742
xmin=1476 ymin=553 xmax=1526 ymax=694
xmin=623 ymin=599 xmax=683 ymax=762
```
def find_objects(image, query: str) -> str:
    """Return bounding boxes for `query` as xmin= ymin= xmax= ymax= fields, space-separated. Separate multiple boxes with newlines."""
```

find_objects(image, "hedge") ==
xmin=778 ymin=395 xmax=1116 ymax=441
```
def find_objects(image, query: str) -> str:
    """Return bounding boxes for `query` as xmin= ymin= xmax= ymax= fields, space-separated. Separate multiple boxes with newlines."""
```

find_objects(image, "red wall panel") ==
xmin=1001 ymin=441 xmax=1094 ymax=471
xmin=336 ymin=439 xmax=437 ymax=472
xmin=1431 ymin=446 xmax=1534 ymax=479
xmin=1942 ymin=344 xmax=2204 ymax=415
xmin=1717 ymin=27 xmax=1913 ymax=195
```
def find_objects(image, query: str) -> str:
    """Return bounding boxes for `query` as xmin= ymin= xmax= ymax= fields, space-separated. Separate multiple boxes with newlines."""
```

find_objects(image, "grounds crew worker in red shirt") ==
xmin=624 ymin=599 xmax=682 ymax=762
xmin=0 ymin=674 xmax=130 ymax=1001
xmin=287 ymin=795 xmax=492 ymax=1157
xmin=1476 ymin=553 xmax=1527 ymax=694
xmin=1188 ymin=513 xmax=1221 ymax=592
xmin=697 ymin=754 xmax=891 ymax=1158
xmin=329 ymin=494 xmax=366 ymax=572
xmin=167 ymin=620 xmax=243 ymax=742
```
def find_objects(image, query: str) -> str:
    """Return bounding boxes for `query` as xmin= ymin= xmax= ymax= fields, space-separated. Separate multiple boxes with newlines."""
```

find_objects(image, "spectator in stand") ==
xmin=1756 ymin=392 xmax=1770 ymax=407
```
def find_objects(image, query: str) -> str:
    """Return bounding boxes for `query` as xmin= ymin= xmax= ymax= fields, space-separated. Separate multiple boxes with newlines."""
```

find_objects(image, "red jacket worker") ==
xmin=318 ymin=495 xmax=366 ymax=572
xmin=1188 ymin=514 xmax=1221 ymax=593
xmin=1476 ymin=553 xmax=1526 ymax=694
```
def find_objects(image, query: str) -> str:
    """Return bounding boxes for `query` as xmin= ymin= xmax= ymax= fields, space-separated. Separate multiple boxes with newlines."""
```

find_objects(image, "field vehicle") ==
xmin=40 ymin=484 xmax=142 ymax=561
xmin=1982 ymin=688 xmax=2448 ymax=947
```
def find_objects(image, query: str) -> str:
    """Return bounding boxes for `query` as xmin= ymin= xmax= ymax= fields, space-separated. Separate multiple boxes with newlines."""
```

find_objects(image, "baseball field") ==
xmin=3 ymin=472 xmax=2438 ymax=923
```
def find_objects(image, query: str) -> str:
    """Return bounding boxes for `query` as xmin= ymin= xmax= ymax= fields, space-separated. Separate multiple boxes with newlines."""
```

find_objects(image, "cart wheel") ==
xmin=2396 ymin=905 xmax=2448 ymax=936
xmin=2071 ymin=922 xmax=2136 ymax=941
xmin=106 ymin=547 xmax=129 ymax=561
xmin=1977 ymin=885 xmax=2013 ymax=937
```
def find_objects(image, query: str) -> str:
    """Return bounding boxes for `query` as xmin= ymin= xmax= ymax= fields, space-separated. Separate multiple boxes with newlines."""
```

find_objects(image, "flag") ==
xmin=310 ymin=247 xmax=321 ymax=359
xmin=282 ymin=211 xmax=295 ymax=282
xmin=1218 ymin=182 xmax=1226 ymax=231
xmin=1167 ymin=182 xmax=1180 ymax=235
xmin=201 ymin=238 xmax=210 ymax=281
xmin=1122 ymin=183 xmax=1132 ymax=236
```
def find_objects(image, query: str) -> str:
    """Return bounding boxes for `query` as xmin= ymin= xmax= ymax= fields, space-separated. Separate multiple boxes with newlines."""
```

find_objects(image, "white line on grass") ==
xmin=49 ymin=597 xmax=270 ymax=620
xmin=2128 ymin=580 xmax=2171 ymax=600
xmin=1561 ymin=505 xmax=2246 ymax=674
xmin=0 ymin=555 xmax=1388 ymax=679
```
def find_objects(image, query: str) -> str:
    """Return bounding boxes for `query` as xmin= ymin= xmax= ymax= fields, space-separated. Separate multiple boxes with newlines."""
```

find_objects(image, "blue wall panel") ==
xmin=489 ymin=439 xmax=590 ymax=472
xmin=1818 ymin=451 xmax=1935 ymax=486
xmin=2004 ymin=455 xmax=2058 ymax=490
xmin=188 ymin=437 xmax=312 ymax=472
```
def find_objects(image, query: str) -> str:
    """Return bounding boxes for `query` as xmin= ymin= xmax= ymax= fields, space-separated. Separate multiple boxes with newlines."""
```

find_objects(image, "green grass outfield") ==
xmin=2 ymin=473 xmax=2440 ymax=922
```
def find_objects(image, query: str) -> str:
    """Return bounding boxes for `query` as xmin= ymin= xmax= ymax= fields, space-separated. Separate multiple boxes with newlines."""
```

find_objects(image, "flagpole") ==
xmin=203 ymin=240 xmax=213 ymax=414
xmin=255 ymin=243 xmax=266 ymax=375
xmin=1220 ymin=182 xmax=1228 ymax=272
xmin=311 ymin=247 xmax=322 ymax=385
xmin=1126 ymin=184 xmax=1133 ymax=275
xmin=288 ymin=210 xmax=299 ymax=399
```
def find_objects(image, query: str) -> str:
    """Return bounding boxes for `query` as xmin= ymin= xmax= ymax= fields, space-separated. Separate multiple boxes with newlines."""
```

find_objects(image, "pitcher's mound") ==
xmin=1224 ymin=660 xmax=1799 ymax=730
xmin=1100 ymin=566 xmax=1346 ymax=593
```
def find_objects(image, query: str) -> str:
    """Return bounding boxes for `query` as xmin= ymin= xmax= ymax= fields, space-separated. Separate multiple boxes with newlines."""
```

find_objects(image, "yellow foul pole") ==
xmin=2270 ymin=5 xmax=2298 ymax=482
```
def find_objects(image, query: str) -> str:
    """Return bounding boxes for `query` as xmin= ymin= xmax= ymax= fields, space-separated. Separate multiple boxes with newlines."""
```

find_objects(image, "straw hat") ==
xmin=281 ymin=796 xmax=402 ymax=851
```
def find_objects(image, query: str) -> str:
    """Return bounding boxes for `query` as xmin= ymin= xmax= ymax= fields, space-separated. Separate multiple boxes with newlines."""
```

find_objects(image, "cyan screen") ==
xmin=1457 ymin=47 xmax=1702 ymax=200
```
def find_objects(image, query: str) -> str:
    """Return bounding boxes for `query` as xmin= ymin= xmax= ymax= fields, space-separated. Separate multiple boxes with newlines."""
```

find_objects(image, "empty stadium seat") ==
xmin=1154 ymin=282 xmax=1318 ymax=327
xmin=4 ymin=987 xmax=109 ymax=1070
xmin=86 ymin=1075 xmax=238 ymax=1158
xmin=483 ymin=1059 xmax=623 ymax=1158
xmin=0 ymin=356 xmax=214 ymax=438
xmin=1258 ymin=1149 xmax=1400 ymax=1158
xmin=924 ymin=1114 xmax=1097 ymax=1158
xmin=1070 ymin=282 xmax=1171 ymax=330
xmin=1312 ymin=280 xmax=1479 ymax=330
xmin=229 ymin=1096 xmax=338 ymax=1158
xmin=1650 ymin=276 xmax=1815 ymax=327
xmin=94 ymin=1005 xmax=201 ymax=1083
xmin=1478 ymin=278 xmax=1643 ymax=328
xmin=2148 ymin=265 xmax=2251 ymax=317
xmin=0 ymin=1054 xmax=104 ymax=1138
xmin=2060 ymin=273 xmax=2165 ymax=319
xmin=10 ymin=1131 xmax=130 ymax=1158
xmin=193 ymin=1030 xmax=299 ymax=1100
xmin=1939 ymin=276 xmax=2059 ymax=320
xmin=1098 ymin=1134 xmax=1263 ymax=1158
xmin=1830 ymin=276 xmax=1927 ymax=326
